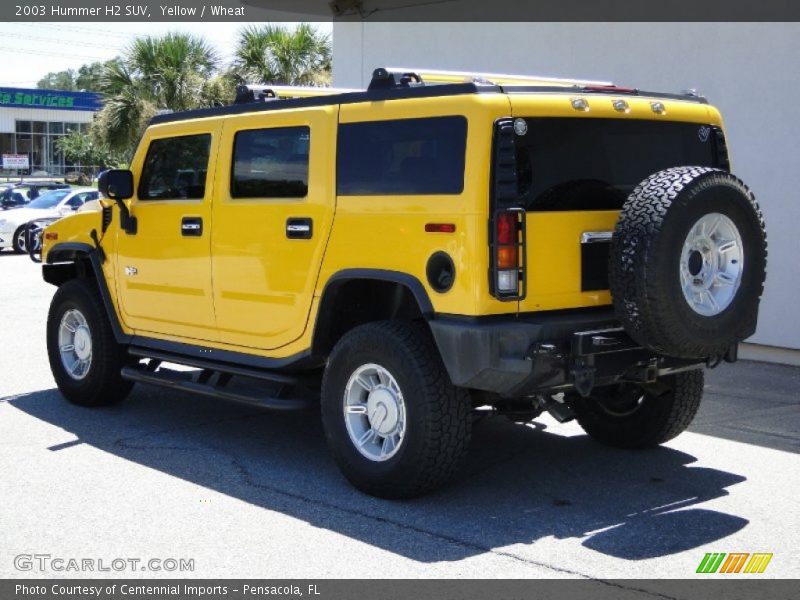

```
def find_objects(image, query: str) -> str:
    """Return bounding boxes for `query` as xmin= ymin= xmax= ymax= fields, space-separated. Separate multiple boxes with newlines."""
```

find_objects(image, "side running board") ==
xmin=121 ymin=350 xmax=319 ymax=411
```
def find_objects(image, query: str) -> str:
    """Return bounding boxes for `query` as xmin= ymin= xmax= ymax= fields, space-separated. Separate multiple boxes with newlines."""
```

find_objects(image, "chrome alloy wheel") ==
xmin=680 ymin=212 xmax=744 ymax=316
xmin=343 ymin=363 xmax=406 ymax=462
xmin=58 ymin=308 xmax=93 ymax=380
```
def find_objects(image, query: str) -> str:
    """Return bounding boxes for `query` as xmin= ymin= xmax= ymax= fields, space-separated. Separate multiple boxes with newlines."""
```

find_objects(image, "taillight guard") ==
xmin=490 ymin=208 xmax=527 ymax=301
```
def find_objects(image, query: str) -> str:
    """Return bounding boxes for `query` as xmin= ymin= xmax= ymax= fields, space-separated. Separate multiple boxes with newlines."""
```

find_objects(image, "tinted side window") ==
xmin=337 ymin=116 xmax=467 ymax=196
xmin=138 ymin=134 xmax=211 ymax=200
xmin=231 ymin=127 xmax=309 ymax=198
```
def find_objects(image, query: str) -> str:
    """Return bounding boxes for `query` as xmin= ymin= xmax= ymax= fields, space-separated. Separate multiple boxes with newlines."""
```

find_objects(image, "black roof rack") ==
xmin=149 ymin=66 xmax=706 ymax=126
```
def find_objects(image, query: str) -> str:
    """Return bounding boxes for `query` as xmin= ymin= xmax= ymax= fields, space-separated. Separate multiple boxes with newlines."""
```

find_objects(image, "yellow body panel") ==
xmin=211 ymin=105 xmax=338 ymax=350
xmin=525 ymin=211 xmax=619 ymax=310
xmin=41 ymin=87 xmax=729 ymax=360
xmin=114 ymin=120 xmax=222 ymax=342
xmin=320 ymin=95 xmax=510 ymax=317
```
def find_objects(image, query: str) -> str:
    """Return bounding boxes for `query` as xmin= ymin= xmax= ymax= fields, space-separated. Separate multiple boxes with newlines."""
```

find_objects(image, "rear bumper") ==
xmin=428 ymin=309 xmax=703 ymax=397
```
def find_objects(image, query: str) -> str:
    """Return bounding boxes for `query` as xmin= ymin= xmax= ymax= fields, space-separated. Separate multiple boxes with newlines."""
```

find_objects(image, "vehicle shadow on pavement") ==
xmin=7 ymin=387 xmax=749 ymax=564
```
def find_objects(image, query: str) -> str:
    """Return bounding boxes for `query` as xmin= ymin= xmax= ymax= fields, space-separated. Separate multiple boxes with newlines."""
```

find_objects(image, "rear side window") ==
xmin=337 ymin=116 xmax=467 ymax=195
xmin=231 ymin=127 xmax=310 ymax=198
xmin=138 ymin=134 xmax=211 ymax=200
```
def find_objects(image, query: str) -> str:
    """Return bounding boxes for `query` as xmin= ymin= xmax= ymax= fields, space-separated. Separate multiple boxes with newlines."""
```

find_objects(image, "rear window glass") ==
xmin=515 ymin=118 xmax=718 ymax=211
xmin=337 ymin=116 xmax=467 ymax=196
xmin=231 ymin=127 xmax=310 ymax=198
xmin=138 ymin=134 xmax=211 ymax=200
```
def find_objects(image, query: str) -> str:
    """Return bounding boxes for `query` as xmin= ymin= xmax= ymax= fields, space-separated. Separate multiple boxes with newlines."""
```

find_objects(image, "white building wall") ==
xmin=333 ymin=22 xmax=800 ymax=354
xmin=0 ymin=107 xmax=95 ymax=133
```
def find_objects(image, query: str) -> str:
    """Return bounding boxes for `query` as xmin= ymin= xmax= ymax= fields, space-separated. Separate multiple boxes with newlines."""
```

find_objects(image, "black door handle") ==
xmin=181 ymin=217 xmax=203 ymax=237
xmin=286 ymin=217 xmax=312 ymax=239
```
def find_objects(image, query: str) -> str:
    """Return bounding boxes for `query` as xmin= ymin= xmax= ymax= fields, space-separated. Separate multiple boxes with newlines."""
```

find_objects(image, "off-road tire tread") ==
xmin=573 ymin=370 xmax=705 ymax=449
xmin=47 ymin=278 xmax=133 ymax=407
xmin=321 ymin=321 xmax=471 ymax=498
xmin=610 ymin=166 xmax=767 ymax=358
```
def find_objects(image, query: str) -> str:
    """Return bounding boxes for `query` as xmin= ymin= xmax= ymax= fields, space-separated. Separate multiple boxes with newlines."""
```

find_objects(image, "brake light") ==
xmin=493 ymin=211 xmax=524 ymax=297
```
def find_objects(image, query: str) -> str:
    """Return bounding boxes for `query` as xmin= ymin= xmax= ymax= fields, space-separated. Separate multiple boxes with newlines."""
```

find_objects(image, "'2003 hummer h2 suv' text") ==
xmin=38 ymin=68 xmax=767 ymax=497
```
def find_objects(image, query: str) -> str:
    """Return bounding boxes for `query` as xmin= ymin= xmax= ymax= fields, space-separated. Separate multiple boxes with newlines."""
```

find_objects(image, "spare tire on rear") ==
xmin=609 ymin=166 xmax=767 ymax=360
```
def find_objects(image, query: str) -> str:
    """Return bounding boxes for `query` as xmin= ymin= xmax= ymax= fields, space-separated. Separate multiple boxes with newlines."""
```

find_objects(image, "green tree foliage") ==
xmin=93 ymin=32 xmax=217 ymax=155
xmin=38 ymin=60 xmax=122 ymax=92
xmin=234 ymin=23 xmax=331 ymax=85
xmin=54 ymin=130 xmax=125 ymax=171
xmin=39 ymin=25 xmax=330 ymax=159
xmin=37 ymin=70 xmax=77 ymax=91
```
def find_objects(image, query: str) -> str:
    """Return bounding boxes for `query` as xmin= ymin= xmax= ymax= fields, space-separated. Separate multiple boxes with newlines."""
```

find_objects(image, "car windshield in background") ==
xmin=515 ymin=118 xmax=720 ymax=211
xmin=26 ymin=190 xmax=71 ymax=209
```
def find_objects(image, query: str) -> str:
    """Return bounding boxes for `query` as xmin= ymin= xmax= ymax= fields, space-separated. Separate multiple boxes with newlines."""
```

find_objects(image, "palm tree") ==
xmin=93 ymin=32 xmax=218 ymax=154
xmin=234 ymin=24 xmax=331 ymax=86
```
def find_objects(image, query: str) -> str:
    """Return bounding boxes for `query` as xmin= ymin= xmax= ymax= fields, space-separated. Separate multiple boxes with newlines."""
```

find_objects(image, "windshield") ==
xmin=26 ymin=189 xmax=71 ymax=209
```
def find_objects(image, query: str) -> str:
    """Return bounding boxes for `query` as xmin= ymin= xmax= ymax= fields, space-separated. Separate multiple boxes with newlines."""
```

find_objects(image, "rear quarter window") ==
xmin=337 ymin=116 xmax=467 ymax=196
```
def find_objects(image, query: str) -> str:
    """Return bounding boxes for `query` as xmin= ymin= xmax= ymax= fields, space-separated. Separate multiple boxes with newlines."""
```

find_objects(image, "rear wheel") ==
xmin=321 ymin=321 xmax=471 ymax=498
xmin=569 ymin=370 xmax=704 ymax=449
xmin=47 ymin=279 xmax=133 ymax=407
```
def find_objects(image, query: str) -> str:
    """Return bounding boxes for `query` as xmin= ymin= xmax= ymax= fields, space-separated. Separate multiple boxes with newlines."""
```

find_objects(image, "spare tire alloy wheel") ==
xmin=609 ymin=166 xmax=767 ymax=359
xmin=680 ymin=212 xmax=743 ymax=316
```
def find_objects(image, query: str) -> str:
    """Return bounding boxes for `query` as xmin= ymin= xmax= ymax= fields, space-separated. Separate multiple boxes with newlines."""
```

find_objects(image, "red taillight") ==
xmin=494 ymin=211 xmax=522 ymax=297
xmin=425 ymin=223 xmax=456 ymax=233
xmin=496 ymin=212 xmax=516 ymax=244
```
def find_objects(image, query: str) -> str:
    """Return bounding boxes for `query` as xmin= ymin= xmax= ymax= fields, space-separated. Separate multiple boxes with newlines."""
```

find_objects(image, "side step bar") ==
xmin=127 ymin=346 xmax=312 ymax=387
xmin=121 ymin=362 xmax=316 ymax=412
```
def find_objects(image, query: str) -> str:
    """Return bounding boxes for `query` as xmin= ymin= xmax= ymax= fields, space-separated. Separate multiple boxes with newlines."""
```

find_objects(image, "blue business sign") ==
xmin=0 ymin=87 xmax=102 ymax=112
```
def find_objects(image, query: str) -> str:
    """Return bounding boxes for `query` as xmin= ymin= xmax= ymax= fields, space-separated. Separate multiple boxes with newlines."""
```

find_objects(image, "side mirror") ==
xmin=98 ymin=169 xmax=134 ymax=200
xmin=98 ymin=169 xmax=137 ymax=234
xmin=59 ymin=206 xmax=73 ymax=216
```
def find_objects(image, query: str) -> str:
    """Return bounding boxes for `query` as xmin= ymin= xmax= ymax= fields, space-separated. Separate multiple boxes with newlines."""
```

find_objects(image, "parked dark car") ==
xmin=0 ymin=182 xmax=70 ymax=210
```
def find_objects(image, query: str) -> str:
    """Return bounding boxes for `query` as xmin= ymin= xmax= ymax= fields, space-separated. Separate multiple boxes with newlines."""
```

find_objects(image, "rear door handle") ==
xmin=181 ymin=217 xmax=203 ymax=237
xmin=286 ymin=217 xmax=312 ymax=239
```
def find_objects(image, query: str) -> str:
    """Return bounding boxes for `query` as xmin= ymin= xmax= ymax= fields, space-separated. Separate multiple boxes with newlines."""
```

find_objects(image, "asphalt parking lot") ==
xmin=1 ymin=252 xmax=798 ymax=580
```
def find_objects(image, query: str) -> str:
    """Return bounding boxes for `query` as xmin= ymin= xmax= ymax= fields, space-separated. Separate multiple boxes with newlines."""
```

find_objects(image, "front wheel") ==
xmin=47 ymin=279 xmax=134 ymax=407
xmin=12 ymin=226 xmax=27 ymax=254
xmin=568 ymin=370 xmax=704 ymax=449
xmin=321 ymin=321 xmax=471 ymax=498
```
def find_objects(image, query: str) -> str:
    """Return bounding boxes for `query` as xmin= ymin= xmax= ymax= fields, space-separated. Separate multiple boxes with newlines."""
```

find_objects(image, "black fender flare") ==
xmin=44 ymin=242 xmax=131 ymax=344
xmin=312 ymin=269 xmax=434 ymax=356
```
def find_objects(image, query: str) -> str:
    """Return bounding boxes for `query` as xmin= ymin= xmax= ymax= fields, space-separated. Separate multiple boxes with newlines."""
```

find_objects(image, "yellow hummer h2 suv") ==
xmin=39 ymin=68 xmax=767 ymax=498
